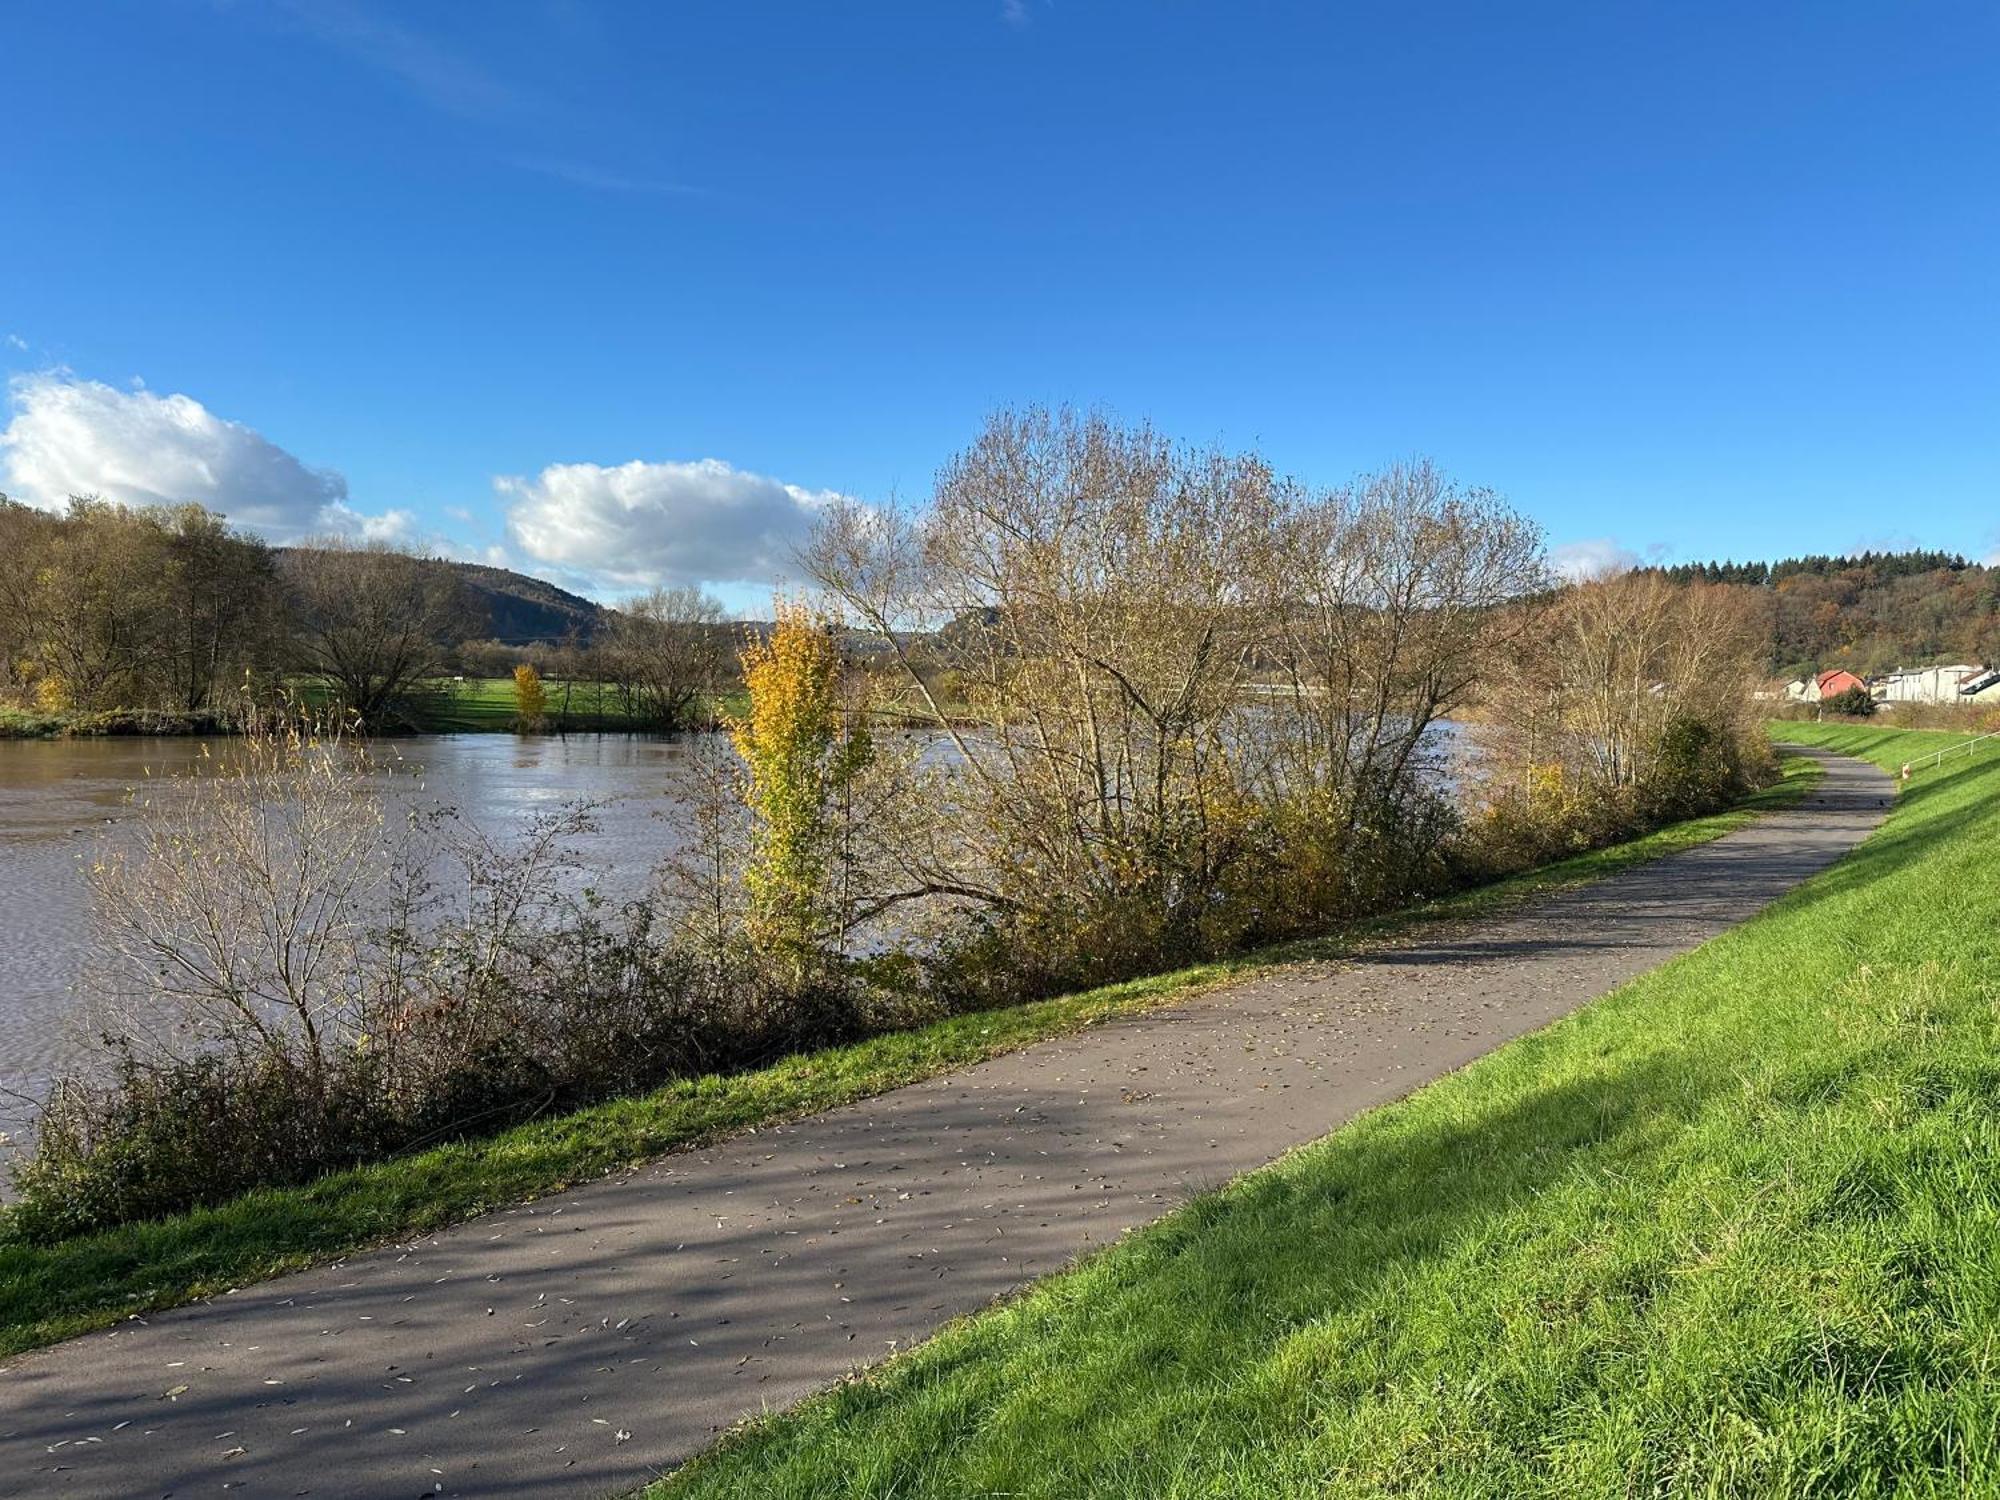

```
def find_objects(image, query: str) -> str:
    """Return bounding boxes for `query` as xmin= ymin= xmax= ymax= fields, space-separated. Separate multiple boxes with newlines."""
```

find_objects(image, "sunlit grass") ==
xmin=654 ymin=730 xmax=2000 ymax=1498
xmin=0 ymin=763 xmax=1816 ymax=1358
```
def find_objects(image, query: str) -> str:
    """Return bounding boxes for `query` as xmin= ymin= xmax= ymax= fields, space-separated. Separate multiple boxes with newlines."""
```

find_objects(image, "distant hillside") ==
xmin=445 ymin=561 xmax=606 ymax=645
xmin=270 ymin=550 xmax=608 ymax=646
xmin=1639 ymin=550 xmax=2000 ymax=677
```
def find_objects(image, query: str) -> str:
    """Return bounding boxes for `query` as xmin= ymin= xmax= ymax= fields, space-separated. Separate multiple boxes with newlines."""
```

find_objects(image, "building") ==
xmin=1954 ymin=667 xmax=2000 ymax=702
xmin=1878 ymin=664 xmax=1984 ymax=705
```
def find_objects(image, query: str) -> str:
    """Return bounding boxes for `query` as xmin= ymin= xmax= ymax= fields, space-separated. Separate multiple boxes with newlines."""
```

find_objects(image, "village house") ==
xmin=1786 ymin=668 xmax=1867 ymax=703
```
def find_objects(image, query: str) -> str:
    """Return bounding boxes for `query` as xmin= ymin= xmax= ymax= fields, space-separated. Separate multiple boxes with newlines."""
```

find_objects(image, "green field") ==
xmin=413 ymin=677 xmax=755 ymax=732
xmin=0 ymin=762 xmax=1816 ymax=1359
xmin=408 ymin=676 xmax=661 ymax=732
xmin=654 ymin=726 xmax=2000 ymax=1498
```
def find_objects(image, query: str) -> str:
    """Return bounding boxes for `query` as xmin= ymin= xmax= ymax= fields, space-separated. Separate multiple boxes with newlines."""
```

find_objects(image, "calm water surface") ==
xmin=0 ymin=734 xmax=712 ymax=1148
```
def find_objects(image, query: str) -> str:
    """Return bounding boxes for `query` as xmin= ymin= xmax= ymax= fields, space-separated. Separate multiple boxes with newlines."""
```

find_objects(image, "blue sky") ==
xmin=3 ymin=1 xmax=1996 ymax=605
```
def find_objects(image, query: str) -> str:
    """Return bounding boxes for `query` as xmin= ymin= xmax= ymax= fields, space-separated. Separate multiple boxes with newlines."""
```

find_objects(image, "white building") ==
xmin=1877 ymin=664 xmax=1992 ymax=705
xmin=1958 ymin=667 xmax=2000 ymax=702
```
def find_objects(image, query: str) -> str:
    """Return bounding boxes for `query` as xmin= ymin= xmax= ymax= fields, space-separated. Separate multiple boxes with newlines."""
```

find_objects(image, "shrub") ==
xmin=1823 ymin=684 xmax=1876 ymax=717
xmin=9 ymin=720 xmax=875 ymax=1240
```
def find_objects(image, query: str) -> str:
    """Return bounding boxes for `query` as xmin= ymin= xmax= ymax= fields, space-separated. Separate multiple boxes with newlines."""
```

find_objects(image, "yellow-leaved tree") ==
xmin=513 ymin=663 xmax=547 ymax=730
xmin=729 ymin=601 xmax=871 ymax=981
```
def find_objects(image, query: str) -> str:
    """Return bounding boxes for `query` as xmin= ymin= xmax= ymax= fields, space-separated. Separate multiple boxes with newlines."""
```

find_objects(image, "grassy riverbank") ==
xmin=653 ymin=726 xmax=2000 ymax=1499
xmin=0 ymin=706 xmax=238 ymax=739
xmin=0 ymin=762 xmax=1817 ymax=1359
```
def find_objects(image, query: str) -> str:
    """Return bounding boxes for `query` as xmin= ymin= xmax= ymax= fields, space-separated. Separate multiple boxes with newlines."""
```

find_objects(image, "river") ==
xmin=0 ymin=733 xmax=715 ymax=1153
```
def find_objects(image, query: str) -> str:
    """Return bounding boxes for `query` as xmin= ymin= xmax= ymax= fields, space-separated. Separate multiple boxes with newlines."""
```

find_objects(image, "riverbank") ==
xmin=0 ymin=760 xmax=1819 ymax=1359
xmin=0 ymin=683 xmax=673 ymax=738
xmin=654 ymin=725 xmax=1992 ymax=1499
xmin=0 ymin=682 xmax=963 ymax=737
xmin=0 ymin=706 xmax=237 ymax=739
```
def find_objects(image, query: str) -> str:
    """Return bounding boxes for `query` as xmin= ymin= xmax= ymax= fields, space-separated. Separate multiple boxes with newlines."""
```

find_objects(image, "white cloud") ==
xmin=319 ymin=498 xmax=417 ymax=544
xmin=3 ymin=333 xmax=26 ymax=353
xmin=499 ymin=457 xmax=848 ymax=591
xmin=1550 ymin=537 xmax=1641 ymax=582
xmin=0 ymin=373 xmax=402 ymax=541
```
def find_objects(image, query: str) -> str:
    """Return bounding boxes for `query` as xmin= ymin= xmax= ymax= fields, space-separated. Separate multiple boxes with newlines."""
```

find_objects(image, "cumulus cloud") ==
xmin=0 ymin=373 xmax=402 ymax=541
xmin=1550 ymin=537 xmax=1641 ymax=582
xmin=499 ymin=457 xmax=849 ymax=590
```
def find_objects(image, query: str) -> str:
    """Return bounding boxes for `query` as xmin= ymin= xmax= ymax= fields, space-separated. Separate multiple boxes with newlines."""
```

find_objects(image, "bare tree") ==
xmin=805 ymin=409 xmax=1555 ymax=963
xmin=157 ymin=504 xmax=281 ymax=711
xmin=598 ymin=585 xmax=726 ymax=729
xmin=86 ymin=715 xmax=395 ymax=1095
xmin=1257 ymin=460 xmax=1547 ymax=828
xmin=282 ymin=541 xmax=471 ymax=726
xmin=806 ymin=408 xmax=1278 ymax=950
xmin=1480 ymin=571 xmax=1765 ymax=816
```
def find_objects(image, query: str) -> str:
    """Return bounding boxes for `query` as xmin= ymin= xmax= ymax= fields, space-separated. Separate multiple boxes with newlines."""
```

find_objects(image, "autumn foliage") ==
xmin=728 ymin=602 xmax=872 ymax=980
xmin=512 ymin=662 xmax=547 ymax=729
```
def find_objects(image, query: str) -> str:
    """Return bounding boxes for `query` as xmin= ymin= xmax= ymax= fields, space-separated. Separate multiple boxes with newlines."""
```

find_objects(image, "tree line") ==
xmin=1639 ymin=549 xmax=2000 ymax=678
xmin=0 ymin=495 xmax=731 ymax=729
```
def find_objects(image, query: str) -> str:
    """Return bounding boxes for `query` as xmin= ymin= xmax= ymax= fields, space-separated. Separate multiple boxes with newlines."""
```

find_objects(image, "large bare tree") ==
xmin=804 ymin=409 xmax=1552 ymax=962
xmin=282 ymin=541 xmax=470 ymax=726
xmin=597 ymin=585 xmax=727 ymax=729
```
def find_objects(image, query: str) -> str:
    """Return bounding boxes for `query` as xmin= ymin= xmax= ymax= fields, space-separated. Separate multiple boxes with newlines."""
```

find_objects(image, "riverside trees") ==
xmin=801 ymin=409 xmax=1556 ymax=989
xmin=0 ymin=497 xmax=281 ymax=713
xmin=597 ymin=585 xmax=728 ymax=730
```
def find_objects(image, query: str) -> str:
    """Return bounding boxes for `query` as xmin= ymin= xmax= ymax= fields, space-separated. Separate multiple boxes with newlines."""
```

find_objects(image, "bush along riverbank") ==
xmin=0 ymin=757 xmax=1818 ymax=1359
xmin=653 ymin=724 xmax=2000 ymax=1500
xmin=0 ymin=706 xmax=240 ymax=739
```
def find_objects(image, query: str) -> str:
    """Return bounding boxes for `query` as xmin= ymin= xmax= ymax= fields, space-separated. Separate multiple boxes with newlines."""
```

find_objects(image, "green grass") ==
xmin=652 ymin=730 xmax=2000 ymax=1499
xmin=0 ymin=762 xmax=1817 ymax=1360
xmin=405 ymin=677 xmax=664 ymax=733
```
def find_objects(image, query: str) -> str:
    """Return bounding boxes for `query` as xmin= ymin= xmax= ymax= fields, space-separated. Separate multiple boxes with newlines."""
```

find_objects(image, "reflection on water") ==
xmin=0 ymin=733 xmax=717 ymax=1145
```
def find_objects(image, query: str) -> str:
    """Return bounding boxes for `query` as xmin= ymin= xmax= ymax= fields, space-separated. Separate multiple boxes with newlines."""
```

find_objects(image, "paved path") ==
xmin=1 ymin=750 xmax=1889 ymax=1499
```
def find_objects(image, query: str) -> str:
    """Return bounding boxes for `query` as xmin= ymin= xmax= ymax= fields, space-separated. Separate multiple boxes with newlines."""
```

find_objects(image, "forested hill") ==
xmin=263 ymin=551 xmax=606 ymax=646
xmin=1638 ymin=551 xmax=2000 ymax=677
xmin=438 ymin=561 xmax=605 ymax=645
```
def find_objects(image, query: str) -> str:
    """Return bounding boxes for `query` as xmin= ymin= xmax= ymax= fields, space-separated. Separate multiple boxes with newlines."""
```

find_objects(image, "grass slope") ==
xmin=0 ymin=765 xmax=1814 ymax=1360
xmin=655 ymin=731 xmax=1999 ymax=1499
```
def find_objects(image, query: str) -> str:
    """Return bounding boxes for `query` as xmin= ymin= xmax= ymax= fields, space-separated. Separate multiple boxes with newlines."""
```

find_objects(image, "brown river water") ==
xmin=0 ymin=733 xmax=715 ymax=1157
